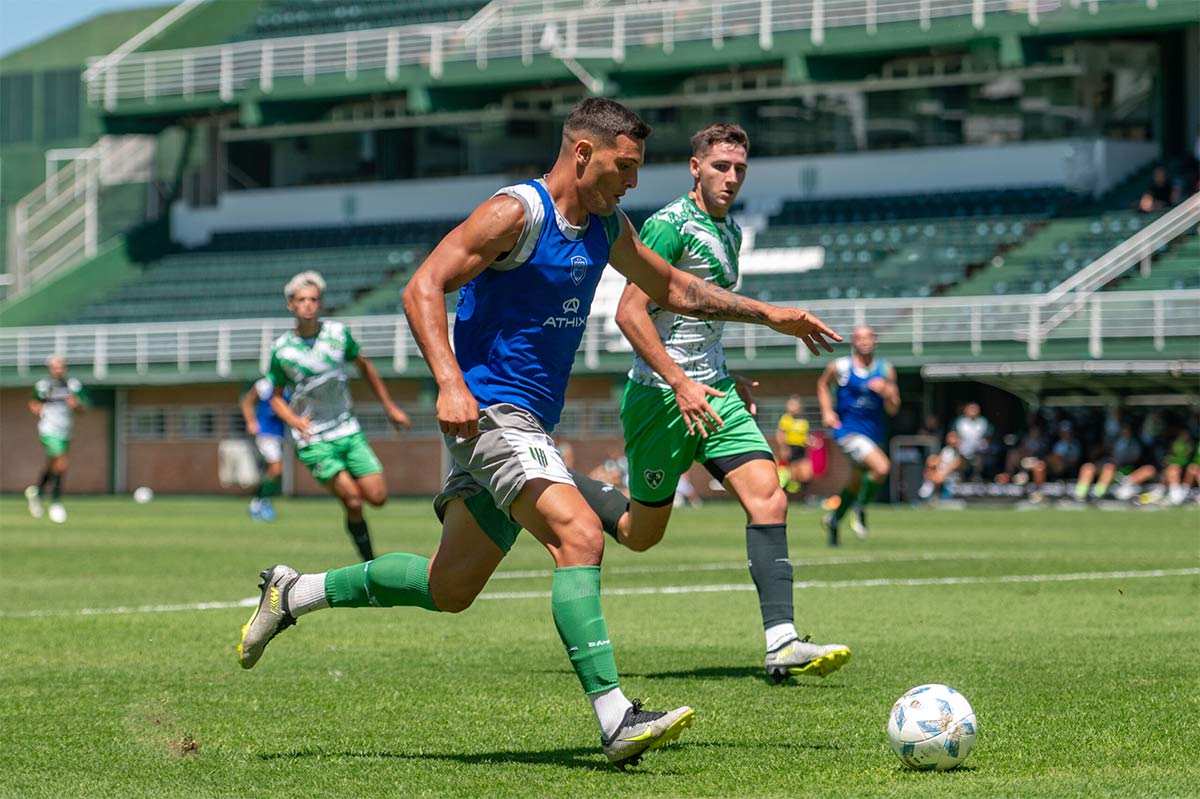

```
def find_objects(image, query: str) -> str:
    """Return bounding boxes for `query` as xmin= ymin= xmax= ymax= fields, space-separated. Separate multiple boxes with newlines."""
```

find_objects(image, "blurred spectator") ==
xmin=589 ymin=447 xmax=628 ymax=491
xmin=673 ymin=472 xmax=703 ymax=508
xmin=919 ymin=413 xmax=943 ymax=441
xmin=952 ymin=402 xmax=992 ymax=481
xmin=918 ymin=430 xmax=963 ymax=500
xmin=1138 ymin=164 xmax=1178 ymax=212
xmin=1115 ymin=429 xmax=1195 ymax=502
xmin=1074 ymin=422 xmax=1142 ymax=500
xmin=1044 ymin=423 xmax=1082 ymax=481
xmin=775 ymin=395 xmax=813 ymax=495
xmin=556 ymin=439 xmax=576 ymax=470
xmin=1001 ymin=423 xmax=1049 ymax=487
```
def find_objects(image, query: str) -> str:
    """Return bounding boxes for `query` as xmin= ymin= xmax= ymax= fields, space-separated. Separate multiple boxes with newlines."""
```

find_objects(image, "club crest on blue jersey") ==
xmin=570 ymin=254 xmax=588 ymax=285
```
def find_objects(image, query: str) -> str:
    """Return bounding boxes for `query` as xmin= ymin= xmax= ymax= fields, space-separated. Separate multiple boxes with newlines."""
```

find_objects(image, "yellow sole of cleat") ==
xmin=645 ymin=708 xmax=695 ymax=753
xmin=789 ymin=648 xmax=851 ymax=678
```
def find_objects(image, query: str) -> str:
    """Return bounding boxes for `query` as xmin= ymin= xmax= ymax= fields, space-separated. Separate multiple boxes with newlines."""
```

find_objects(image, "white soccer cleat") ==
xmin=238 ymin=565 xmax=300 ymax=669
xmin=47 ymin=503 xmax=67 ymax=524
xmin=25 ymin=486 xmax=44 ymax=519
xmin=765 ymin=635 xmax=851 ymax=683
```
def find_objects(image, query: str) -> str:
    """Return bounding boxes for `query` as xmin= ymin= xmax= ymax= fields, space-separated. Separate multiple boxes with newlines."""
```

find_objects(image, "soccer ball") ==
xmin=132 ymin=486 xmax=154 ymax=504
xmin=886 ymin=684 xmax=977 ymax=770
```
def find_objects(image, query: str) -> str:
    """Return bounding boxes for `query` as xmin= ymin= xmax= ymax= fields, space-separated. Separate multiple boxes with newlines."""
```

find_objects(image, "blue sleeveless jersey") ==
xmin=453 ymin=180 xmax=619 ymax=430
xmin=253 ymin=377 xmax=286 ymax=438
xmin=833 ymin=356 xmax=889 ymax=444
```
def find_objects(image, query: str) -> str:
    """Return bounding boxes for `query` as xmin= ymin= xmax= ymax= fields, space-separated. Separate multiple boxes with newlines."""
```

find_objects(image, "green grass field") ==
xmin=2 ymin=497 xmax=1197 ymax=798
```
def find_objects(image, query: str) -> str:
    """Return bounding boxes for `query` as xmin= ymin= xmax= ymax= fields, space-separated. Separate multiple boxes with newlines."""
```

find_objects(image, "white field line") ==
xmin=1 ymin=568 xmax=1196 ymax=619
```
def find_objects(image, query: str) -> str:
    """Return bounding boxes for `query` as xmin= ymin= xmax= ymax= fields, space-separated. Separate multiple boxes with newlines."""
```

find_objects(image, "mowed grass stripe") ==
xmin=1 ymin=567 xmax=1194 ymax=617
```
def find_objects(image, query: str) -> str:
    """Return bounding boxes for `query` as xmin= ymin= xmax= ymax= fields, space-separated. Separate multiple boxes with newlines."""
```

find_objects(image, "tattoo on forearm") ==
xmin=680 ymin=279 xmax=769 ymax=322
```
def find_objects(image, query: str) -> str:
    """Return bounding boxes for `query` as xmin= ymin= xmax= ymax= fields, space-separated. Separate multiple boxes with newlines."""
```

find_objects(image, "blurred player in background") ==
xmin=574 ymin=123 xmax=849 ymax=683
xmin=240 ymin=376 xmax=288 ymax=521
xmin=25 ymin=356 xmax=85 ymax=524
xmin=776 ymin=395 xmax=813 ymax=496
xmin=236 ymin=99 xmax=840 ymax=767
xmin=817 ymin=325 xmax=899 ymax=545
xmin=265 ymin=271 xmax=411 ymax=558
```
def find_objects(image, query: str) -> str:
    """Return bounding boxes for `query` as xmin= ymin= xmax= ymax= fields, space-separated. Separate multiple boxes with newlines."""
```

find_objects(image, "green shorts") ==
xmin=297 ymin=431 xmax=382 ymax=483
xmin=40 ymin=434 xmax=69 ymax=458
xmin=621 ymin=377 xmax=771 ymax=504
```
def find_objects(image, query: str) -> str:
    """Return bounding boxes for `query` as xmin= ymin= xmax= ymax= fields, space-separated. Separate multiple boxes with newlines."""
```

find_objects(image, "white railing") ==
xmin=1037 ymin=192 xmax=1200 ymax=338
xmin=81 ymin=0 xmax=207 ymax=85
xmin=86 ymin=0 xmax=1080 ymax=109
xmin=2 ymin=290 xmax=1197 ymax=380
xmin=7 ymin=136 xmax=156 ymax=298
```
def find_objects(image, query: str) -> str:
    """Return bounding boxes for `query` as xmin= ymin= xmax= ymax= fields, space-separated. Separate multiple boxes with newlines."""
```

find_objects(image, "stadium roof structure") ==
xmin=84 ymin=0 xmax=1200 ymax=128
xmin=922 ymin=359 xmax=1200 ymax=404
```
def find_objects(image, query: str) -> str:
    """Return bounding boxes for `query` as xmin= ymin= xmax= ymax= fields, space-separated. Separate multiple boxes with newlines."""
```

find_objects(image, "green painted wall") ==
xmin=0 ymin=239 xmax=143 ymax=327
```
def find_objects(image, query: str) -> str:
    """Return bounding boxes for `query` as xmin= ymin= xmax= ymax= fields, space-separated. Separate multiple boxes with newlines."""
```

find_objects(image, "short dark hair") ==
xmin=691 ymin=123 xmax=749 ymax=158
xmin=563 ymin=98 xmax=651 ymax=144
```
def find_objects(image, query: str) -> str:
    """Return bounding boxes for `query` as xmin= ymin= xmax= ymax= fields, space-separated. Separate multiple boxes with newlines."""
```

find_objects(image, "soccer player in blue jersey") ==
xmin=240 ymin=376 xmax=287 ymax=521
xmin=816 ymin=325 xmax=900 ymax=545
xmin=236 ymin=98 xmax=841 ymax=768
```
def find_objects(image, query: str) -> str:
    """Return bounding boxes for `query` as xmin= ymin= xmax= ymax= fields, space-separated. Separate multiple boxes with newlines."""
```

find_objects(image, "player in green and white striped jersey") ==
xmin=575 ymin=124 xmax=850 ymax=682
xmin=266 ymin=271 xmax=411 ymax=560
xmin=25 ymin=355 xmax=86 ymax=524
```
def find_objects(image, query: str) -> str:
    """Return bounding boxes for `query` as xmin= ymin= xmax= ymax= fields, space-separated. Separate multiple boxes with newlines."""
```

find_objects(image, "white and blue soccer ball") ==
xmin=886 ymin=684 xmax=977 ymax=771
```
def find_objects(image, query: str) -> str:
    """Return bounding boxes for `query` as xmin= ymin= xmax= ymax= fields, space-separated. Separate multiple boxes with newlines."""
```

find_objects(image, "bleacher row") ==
xmin=70 ymin=185 xmax=1195 ymax=324
xmin=231 ymin=0 xmax=487 ymax=42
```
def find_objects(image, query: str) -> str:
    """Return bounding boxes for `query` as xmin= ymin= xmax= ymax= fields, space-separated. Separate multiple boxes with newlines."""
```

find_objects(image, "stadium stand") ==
xmin=230 ymin=0 xmax=487 ymax=41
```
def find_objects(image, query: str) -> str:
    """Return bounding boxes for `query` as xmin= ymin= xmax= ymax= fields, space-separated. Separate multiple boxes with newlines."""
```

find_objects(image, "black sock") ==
xmin=746 ymin=523 xmax=793 ymax=630
xmin=568 ymin=469 xmax=629 ymax=541
xmin=346 ymin=518 xmax=373 ymax=561
xmin=50 ymin=473 xmax=63 ymax=502
xmin=38 ymin=469 xmax=53 ymax=495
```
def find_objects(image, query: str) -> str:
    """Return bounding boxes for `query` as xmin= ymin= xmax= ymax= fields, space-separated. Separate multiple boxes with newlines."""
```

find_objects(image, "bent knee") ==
xmin=363 ymin=491 xmax=387 ymax=508
xmin=555 ymin=520 xmax=606 ymax=564
xmin=621 ymin=525 xmax=666 ymax=552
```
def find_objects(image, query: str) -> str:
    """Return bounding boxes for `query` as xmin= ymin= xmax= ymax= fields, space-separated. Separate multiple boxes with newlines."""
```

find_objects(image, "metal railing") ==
xmin=1037 ymin=192 xmax=1200 ymax=340
xmin=7 ymin=136 xmax=155 ymax=298
xmin=86 ymin=0 xmax=1082 ymax=109
xmin=2 ymin=290 xmax=1196 ymax=381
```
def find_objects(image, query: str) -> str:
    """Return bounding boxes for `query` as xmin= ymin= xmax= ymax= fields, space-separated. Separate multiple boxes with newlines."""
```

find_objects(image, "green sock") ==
xmin=832 ymin=486 xmax=857 ymax=522
xmin=324 ymin=553 xmax=440 ymax=611
xmin=1074 ymin=480 xmax=1089 ymax=500
xmin=746 ymin=523 xmax=793 ymax=629
xmin=856 ymin=476 xmax=882 ymax=508
xmin=258 ymin=477 xmax=281 ymax=498
xmin=552 ymin=566 xmax=620 ymax=695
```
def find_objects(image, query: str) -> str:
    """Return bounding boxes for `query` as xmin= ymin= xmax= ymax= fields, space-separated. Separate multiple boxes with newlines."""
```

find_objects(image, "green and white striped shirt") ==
xmin=267 ymin=320 xmax=361 ymax=446
xmin=630 ymin=194 xmax=743 ymax=389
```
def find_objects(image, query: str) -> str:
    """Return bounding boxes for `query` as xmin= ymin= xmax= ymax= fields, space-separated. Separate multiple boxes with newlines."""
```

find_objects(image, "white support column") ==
xmin=84 ymin=156 xmax=98 ymax=258
xmin=219 ymin=46 xmax=233 ymax=101
xmin=972 ymin=0 xmax=985 ymax=30
xmin=1152 ymin=296 xmax=1165 ymax=351
xmin=259 ymin=323 xmax=272 ymax=374
xmin=853 ymin=303 xmax=866 ymax=328
xmin=432 ymin=28 xmax=445 ymax=78
xmin=144 ymin=57 xmax=155 ymax=103
xmin=759 ymin=0 xmax=773 ymax=50
xmin=662 ymin=7 xmax=674 ymax=54
xmin=1027 ymin=303 xmax=1041 ymax=359
xmin=745 ymin=323 xmax=757 ymax=360
xmin=584 ymin=323 xmax=599 ymax=369
xmin=136 ymin=330 xmax=148 ymax=374
xmin=613 ymin=10 xmax=625 ymax=62
xmin=386 ymin=30 xmax=399 ymax=81
xmin=711 ymin=4 xmax=723 ymax=49
xmin=1027 ymin=0 xmax=1039 ymax=25
xmin=866 ymin=0 xmax=877 ymax=35
xmin=218 ymin=325 xmax=231 ymax=377
xmin=970 ymin=304 xmax=982 ymax=356
xmin=304 ymin=40 xmax=315 ymax=85
xmin=812 ymin=0 xmax=824 ymax=46
xmin=920 ymin=0 xmax=931 ymax=30
xmin=17 ymin=331 xmax=29 ymax=376
xmin=177 ymin=328 xmax=189 ymax=372
xmin=54 ymin=327 xmax=66 ymax=358
xmin=183 ymin=54 xmax=194 ymax=99
xmin=1088 ymin=297 xmax=1102 ymax=359
xmin=393 ymin=319 xmax=408 ymax=372
xmin=260 ymin=42 xmax=274 ymax=92
xmin=105 ymin=66 xmax=117 ymax=110
xmin=94 ymin=328 xmax=107 ymax=380
xmin=912 ymin=305 xmax=924 ymax=356
xmin=346 ymin=35 xmax=358 ymax=81
xmin=795 ymin=336 xmax=811 ymax=364
xmin=521 ymin=23 xmax=533 ymax=66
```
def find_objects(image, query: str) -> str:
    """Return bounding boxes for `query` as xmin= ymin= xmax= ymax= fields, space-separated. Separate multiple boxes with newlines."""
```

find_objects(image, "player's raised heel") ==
xmin=765 ymin=635 xmax=851 ymax=683
xmin=601 ymin=701 xmax=695 ymax=769
xmin=237 ymin=564 xmax=299 ymax=669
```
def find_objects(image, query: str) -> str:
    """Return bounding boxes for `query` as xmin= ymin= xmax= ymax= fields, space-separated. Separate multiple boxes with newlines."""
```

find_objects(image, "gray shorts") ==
xmin=433 ymin=403 xmax=575 ymax=553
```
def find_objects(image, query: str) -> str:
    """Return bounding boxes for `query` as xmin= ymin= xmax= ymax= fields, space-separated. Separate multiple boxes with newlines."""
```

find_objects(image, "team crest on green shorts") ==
xmin=644 ymin=469 xmax=665 ymax=489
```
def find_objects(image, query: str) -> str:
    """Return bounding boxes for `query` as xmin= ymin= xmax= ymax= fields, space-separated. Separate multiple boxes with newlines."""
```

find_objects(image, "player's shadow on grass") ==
xmin=259 ymin=746 xmax=657 ymax=772
xmin=619 ymin=665 xmax=849 ymax=687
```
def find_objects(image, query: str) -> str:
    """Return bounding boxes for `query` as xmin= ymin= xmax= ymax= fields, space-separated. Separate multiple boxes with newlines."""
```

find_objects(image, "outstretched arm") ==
xmin=402 ymin=195 xmax=523 ymax=439
xmin=816 ymin=361 xmax=841 ymax=430
xmin=607 ymin=223 xmax=841 ymax=354
xmin=240 ymin=386 xmax=260 ymax=436
xmin=355 ymin=354 xmax=411 ymax=430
